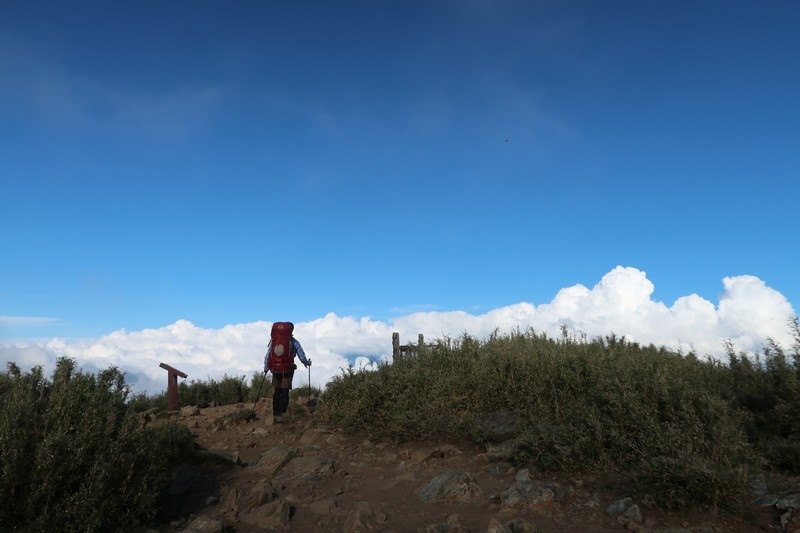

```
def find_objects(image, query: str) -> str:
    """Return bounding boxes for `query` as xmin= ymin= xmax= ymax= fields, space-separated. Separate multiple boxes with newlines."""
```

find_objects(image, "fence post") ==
xmin=418 ymin=334 xmax=424 ymax=353
xmin=392 ymin=332 xmax=400 ymax=362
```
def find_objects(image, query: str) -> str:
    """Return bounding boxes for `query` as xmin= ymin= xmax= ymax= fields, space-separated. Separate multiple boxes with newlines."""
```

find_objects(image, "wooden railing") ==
xmin=391 ymin=332 xmax=436 ymax=361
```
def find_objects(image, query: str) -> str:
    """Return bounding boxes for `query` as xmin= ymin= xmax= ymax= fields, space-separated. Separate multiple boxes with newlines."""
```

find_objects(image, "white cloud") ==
xmin=0 ymin=315 xmax=60 ymax=327
xmin=1 ymin=267 xmax=796 ymax=396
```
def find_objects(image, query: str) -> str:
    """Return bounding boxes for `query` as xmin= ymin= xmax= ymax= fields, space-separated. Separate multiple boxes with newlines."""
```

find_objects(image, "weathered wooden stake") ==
xmin=159 ymin=362 xmax=188 ymax=411
xmin=393 ymin=332 xmax=430 ymax=360
xmin=392 ymin=332 xmax=401 ymax=362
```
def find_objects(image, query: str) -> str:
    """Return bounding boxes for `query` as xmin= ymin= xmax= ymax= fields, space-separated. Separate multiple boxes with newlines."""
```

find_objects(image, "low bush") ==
xmin=318 ymin=324 xmax=800 ymax=509
xmin=178 ymin=373 xmax=251 ymax=408
xmin=0 ymin=357 xmax=198 ymax=531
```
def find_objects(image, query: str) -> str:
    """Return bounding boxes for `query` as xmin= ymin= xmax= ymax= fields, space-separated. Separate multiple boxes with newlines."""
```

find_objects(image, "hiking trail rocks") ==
xmin=152 ymin=404 xmax=800 ymax=532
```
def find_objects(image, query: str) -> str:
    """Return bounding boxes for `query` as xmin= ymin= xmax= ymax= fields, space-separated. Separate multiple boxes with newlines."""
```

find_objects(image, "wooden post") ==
xmin=159 ymin=362 xmax=188 ymax=411
xmin=392 ymin=332 xmax=400 ymax=362
xmin=418 ymin=334 xmax=424 ymax=353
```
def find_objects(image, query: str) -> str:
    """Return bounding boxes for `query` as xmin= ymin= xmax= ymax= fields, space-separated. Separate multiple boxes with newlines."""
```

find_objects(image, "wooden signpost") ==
xmin=159 ymin=362 xmax=188 ymax=410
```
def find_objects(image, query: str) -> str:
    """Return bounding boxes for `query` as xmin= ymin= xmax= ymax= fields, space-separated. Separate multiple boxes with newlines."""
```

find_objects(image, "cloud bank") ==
xmin=1 ymin=267 xmax=796 ymax=396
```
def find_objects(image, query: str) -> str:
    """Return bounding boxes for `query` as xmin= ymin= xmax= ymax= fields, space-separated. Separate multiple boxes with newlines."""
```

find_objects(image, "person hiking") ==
xmin=264 ymin=322 xmax=311 ymax=422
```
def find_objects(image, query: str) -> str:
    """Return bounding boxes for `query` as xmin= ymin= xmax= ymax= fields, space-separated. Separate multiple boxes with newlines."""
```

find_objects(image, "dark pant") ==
xmin=271 ymin=371 xmax=294 ymax=416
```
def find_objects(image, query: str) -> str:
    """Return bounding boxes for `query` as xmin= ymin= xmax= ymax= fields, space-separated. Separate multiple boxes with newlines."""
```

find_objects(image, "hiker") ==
xmin=264 ymin=322 xmax=311 ymax=421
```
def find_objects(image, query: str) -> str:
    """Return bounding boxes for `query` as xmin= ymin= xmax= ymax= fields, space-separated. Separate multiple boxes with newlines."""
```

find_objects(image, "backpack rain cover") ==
xmin=267 ymin=322 xmax=294 ymax=374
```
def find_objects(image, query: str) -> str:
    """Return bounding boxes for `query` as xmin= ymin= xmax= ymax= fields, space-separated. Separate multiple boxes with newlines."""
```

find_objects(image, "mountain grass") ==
xmin=319 ymin=320 xmax=800 ymax=511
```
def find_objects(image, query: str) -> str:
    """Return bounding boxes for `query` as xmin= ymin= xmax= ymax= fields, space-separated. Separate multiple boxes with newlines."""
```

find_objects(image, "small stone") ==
xmin=606 ymin=497 xmax=633 ymax=516
xmin=623 ymin=504 xmax=642 ymax=523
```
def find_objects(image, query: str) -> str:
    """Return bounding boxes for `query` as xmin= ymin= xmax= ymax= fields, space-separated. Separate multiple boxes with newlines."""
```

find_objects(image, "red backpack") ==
xmin=267 ymin=322 xmax=295 ymax=374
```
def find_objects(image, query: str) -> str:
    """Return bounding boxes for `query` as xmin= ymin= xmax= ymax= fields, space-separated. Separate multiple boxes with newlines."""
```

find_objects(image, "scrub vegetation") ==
xmin=320 ymin=318 xmax=800 ymax=510
xmin=1 ymin=318 xmax=798 ymax=529
xmin=0 ymin=357 xmax=199 ymax=531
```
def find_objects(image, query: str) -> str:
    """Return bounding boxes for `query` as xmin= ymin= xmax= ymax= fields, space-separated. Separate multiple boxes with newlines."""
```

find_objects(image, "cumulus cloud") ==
xmin=1 ymin=267 xmax=796 ymax=396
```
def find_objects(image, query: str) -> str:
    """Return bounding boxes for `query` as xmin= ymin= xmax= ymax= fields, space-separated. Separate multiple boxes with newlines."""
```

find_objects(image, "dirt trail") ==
xmin=159 ymin=401 xmax=783 ymax=532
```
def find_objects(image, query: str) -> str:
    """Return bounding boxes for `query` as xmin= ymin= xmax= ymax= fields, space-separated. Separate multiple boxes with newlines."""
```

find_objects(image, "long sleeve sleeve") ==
xmin=292 ymin=338 xmax=309 ymax=366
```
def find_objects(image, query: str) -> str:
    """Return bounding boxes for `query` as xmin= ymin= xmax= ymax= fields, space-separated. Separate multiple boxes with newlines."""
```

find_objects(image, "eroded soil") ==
xmin=154 ymin=401 xmax=788 ymax=532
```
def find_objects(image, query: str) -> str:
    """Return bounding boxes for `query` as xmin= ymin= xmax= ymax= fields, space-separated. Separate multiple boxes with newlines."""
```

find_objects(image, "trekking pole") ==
xmin=252 ymin=370 xmax=267 ymax=416
xmin=306 ymin=361 xmax=318 ymax=410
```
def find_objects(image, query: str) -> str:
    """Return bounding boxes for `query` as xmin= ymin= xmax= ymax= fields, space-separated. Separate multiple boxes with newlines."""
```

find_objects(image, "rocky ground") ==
xmin=149 ymin=399 xmax=800 ymax=532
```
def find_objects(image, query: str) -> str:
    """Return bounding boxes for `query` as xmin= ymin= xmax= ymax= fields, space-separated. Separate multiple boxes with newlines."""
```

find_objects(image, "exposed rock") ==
xmin=486 ymin=517 xmax=512 ymax=533
xmin=342 ymin=501 xmax=387 ymax=532
xmin=482 ymin=440 xmax=518 ymax=463
xmin=499 ymin=469 xmax=564 ymax=515
xmin=418 ymin=470 xmax=483 ymax=503
xmin=308 ymin=496 xmax=346 ymax=517
xmin=204 ymin=447 xmax=240 ymax=465
xmin=238 ymin=497 xmax=291 ymax=529
xmin=487 ymin=463 xmax=514 ymax=477
xmin=607 ymin=497 xmax=634 ymax=516
xmin=781 ymin=509 xmax=796 ymax=531
xmin=423 ymin=512 xmax=468 ymax=532
xmin=252 ymin=444 xmax=302 ymax=476
xmin=299 ymin=427 xmax=333 ymax=446
xmin=138 ymin=407 xmax=159 ymax=424
xmin=503 ymin=517 xmax=540 ymax=532
xmin=411 ymin=444 xmax=463 ymax=464
xmin=777 ymin=493 xmax=800 ymax=510
xmin=749 ymin=472 xmax=769 ymax=496
xmin=623 ymin=503 xmax=642 ymax=523
xmin=158 ymin=403 xmax=800 ymax=533
xmin=181 ymin=405 xmax=201 ymax=417
xmin=486 ymin=517 xmax=541 ymax=532
xmin=326 ymin=432 xmax=349 ymax=447
xmin=181 ymin=514 xmax=226 ymax=533
xmin=606 ymin=496 xmax=644 ymax=528
xmin=753 ymin=494 xmax=780 ymax=507
xmin=221 ymin=478 xmax=278 ymax=514
xmin=273 ymin=455 xmax=337 ymax=484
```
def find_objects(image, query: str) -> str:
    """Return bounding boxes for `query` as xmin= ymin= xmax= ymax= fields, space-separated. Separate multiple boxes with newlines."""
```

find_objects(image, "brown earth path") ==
xmin=155 ymin=400 xmax=786 ymax=532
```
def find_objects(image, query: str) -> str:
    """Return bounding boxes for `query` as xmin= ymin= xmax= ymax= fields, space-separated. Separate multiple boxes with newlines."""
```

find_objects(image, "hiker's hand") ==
xmin=306 ymin=359 xmax=312 ymax=367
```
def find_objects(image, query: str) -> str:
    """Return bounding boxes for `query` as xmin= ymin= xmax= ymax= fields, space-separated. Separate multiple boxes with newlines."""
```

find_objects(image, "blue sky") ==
xmin=1 ymin=1 xmax=798 ymax=393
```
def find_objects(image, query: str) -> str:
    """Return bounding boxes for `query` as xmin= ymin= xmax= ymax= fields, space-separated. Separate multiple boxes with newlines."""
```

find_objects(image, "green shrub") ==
xmin=0 ymin=357 xmax=197 ymax=531
xmin=317 ymin=327 xmax=775 ymax=509
xmin=178 ymin=373 xmax=252 ymax=408
xmin=724 ymin=319 xmax=800 ymax=471
xmin=634 ymin=458 xmax=749 ymax=512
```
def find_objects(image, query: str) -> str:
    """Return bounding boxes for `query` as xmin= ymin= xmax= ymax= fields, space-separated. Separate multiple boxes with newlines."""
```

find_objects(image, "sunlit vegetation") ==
xmin=0 ymin=357 xmax=198 ymax=531
xmin=1 ymin=317 xmax=797 ymax=528
xmin=320 ymin=317 xmax=800 ymax=510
